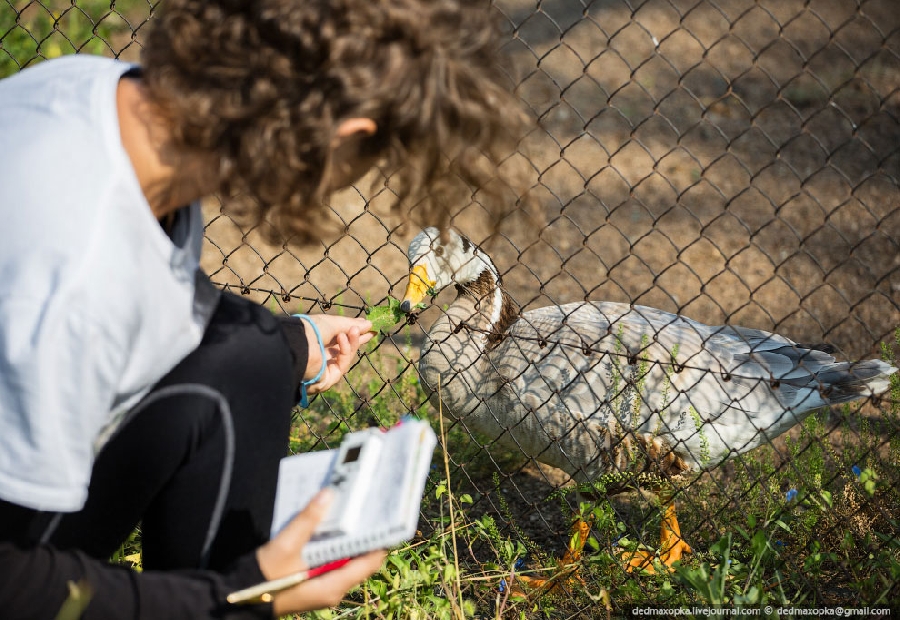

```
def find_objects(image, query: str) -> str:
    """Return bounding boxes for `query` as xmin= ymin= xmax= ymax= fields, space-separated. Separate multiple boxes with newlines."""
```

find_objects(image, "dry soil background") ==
xmin=203 ymin=0 xmax=900 ymax=363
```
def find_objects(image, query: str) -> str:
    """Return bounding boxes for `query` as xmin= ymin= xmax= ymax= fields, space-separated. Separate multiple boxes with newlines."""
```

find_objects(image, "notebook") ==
xmin=270 ymin=418 xmax=438 ymax=567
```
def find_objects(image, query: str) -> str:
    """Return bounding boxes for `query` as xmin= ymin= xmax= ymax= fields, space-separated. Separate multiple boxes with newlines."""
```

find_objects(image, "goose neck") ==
xmin=453 ymin=269 xmax=517 ymax=347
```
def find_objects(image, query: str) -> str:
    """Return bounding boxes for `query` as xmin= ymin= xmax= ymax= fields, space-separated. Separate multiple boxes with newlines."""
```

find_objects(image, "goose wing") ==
xmin=489 ymin=302 xmax=858 ymax=469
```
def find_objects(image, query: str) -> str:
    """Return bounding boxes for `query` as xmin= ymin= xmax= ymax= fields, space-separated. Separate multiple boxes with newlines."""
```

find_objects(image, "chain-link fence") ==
xmin=4 ymin=0 xmax=900 ymax=612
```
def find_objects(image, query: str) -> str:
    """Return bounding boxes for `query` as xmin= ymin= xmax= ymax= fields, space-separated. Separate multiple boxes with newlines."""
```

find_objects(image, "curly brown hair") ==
xmin=141 ymin=0 xmax=530 ymax=244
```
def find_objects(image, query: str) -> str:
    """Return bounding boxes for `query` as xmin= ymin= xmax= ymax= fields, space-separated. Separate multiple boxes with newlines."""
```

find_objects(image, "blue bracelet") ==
xmin=294 ymin=314 xmax=327 ymax=408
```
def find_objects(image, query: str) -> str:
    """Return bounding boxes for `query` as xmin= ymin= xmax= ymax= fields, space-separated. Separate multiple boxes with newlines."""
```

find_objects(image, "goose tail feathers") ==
xmin=818 ymin=359 xmax=897 ymax=404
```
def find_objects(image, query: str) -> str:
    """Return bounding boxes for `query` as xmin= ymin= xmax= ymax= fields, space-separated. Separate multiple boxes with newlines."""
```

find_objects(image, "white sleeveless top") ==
xmin=0 ymin=55 xmax=220 ymax=511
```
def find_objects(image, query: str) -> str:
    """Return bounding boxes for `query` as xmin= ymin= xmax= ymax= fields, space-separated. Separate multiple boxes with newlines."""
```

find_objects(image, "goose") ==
xmin=399 ymin=227 xmax=897 ymax=576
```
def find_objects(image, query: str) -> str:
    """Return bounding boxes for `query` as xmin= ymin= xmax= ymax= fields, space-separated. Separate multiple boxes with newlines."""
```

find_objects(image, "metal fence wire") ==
xmin=4 ymin=0 xmax=900 ymax=611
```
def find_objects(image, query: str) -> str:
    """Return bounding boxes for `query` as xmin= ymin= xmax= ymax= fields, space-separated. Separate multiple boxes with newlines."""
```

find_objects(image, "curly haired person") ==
xmin=0 ymin=1 xmax=527 ymax=618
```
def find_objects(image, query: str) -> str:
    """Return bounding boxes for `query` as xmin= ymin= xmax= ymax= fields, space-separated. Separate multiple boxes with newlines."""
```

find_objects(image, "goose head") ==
xmin=400 ymin=227 xmax=496 ymax=312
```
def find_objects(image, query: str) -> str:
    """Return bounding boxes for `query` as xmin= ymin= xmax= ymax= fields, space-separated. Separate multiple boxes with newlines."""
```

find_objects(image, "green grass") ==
xmin=0 ymin=0 xmax=150 ymax=78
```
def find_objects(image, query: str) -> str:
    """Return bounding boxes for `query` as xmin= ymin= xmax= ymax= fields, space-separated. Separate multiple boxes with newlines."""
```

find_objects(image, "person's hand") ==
xmin=302 ymin=315 xmax=374 ymax=394
xmin=256 ymin=489 xmax=387 ymax=615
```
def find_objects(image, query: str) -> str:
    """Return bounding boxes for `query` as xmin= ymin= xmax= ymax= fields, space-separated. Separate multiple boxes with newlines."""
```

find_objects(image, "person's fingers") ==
xmin=303 ymin=316 xmax=371 ymax=382
xmin=309 ymin=328 xmax=367 ymax=394
xmin=310 ymin=550 xmax=387 ymax=590
xmin=257 ymin=489 xmax=334 ymax=580
xmin=308 ymin=345 xmax=343 ymax=395
xmin=330 ymin=346 xmax=351 ymax=389
xmin=279 ymin=488 xmax=333 ymax=548
xmin=259 ymin=494 xmax=387 ymax=615
xmin=317 ymin=316 xmax=371 ymax=341
xmin=301 ymin=315 xmax=379 ymax=392
xmin=336 ymin=330 xmax=354 ymax=373
xmin=272 ymin=550 xmax=388 ymax=615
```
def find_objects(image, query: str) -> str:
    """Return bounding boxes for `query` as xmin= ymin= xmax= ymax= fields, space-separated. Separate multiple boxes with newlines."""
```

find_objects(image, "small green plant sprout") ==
xmin=366 ymin=297 xmax=426 ymax=334
xmin=852 ymin=465 xmax=879 ymax=497
xmin=674 ymin=529 xmax=784 ymax=608
xmin=689 ymin=407 xmax=712 ymax=467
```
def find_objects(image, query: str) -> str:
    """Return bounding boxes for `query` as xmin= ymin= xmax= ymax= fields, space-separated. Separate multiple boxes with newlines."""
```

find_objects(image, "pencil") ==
xmin=226 ymin=558 xmax=352 ymax=605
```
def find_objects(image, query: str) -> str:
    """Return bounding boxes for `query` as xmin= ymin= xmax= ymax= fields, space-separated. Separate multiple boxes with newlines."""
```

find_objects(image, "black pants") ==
xmin=0 ymin=292 xmax=300 ymax=571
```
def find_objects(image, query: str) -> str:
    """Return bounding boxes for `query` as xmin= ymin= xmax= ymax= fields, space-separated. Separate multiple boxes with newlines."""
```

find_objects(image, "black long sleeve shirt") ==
xmin=0 ymin=538 xmax=272 ymax=620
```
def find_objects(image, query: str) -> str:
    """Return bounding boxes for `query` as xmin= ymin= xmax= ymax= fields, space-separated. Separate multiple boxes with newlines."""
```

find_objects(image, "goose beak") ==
xmin=401 ymin=264 xmax=435 ymax=313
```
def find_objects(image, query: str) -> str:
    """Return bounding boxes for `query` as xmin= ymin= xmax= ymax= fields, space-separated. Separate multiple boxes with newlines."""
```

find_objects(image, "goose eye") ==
xmin=434 ymin=246 xmax=444 ymax=257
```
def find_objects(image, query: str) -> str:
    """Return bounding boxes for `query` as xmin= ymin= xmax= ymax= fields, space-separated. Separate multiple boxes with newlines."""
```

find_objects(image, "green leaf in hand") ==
xmin=366 ymin=297 xmax=425 ymax=333
xmin=367 ymin=305 xmax=401 ymax=334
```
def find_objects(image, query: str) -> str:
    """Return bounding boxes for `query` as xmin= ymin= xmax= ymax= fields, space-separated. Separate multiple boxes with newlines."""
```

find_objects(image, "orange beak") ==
xmin=401 ymin=264 xmax=436 ymax=312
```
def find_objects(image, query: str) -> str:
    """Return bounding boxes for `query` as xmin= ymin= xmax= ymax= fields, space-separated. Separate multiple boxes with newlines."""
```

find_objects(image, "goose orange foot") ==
xmin=622 ymin=497 xmax=692 ymax=573
xmin=514 ymin=518 xmax=591 ymax=596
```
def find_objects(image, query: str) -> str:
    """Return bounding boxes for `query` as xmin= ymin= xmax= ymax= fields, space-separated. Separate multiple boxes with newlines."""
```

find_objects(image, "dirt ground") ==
xmin=200 ymin=0 xmax=900 ymax=576
xmin=204 ymin=0 xmax=899 ymax=359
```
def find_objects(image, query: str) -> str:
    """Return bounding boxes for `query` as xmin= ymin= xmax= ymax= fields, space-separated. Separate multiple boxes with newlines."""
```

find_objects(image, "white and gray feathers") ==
xmin=401 ymin=227 xmax=897 ymax=483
